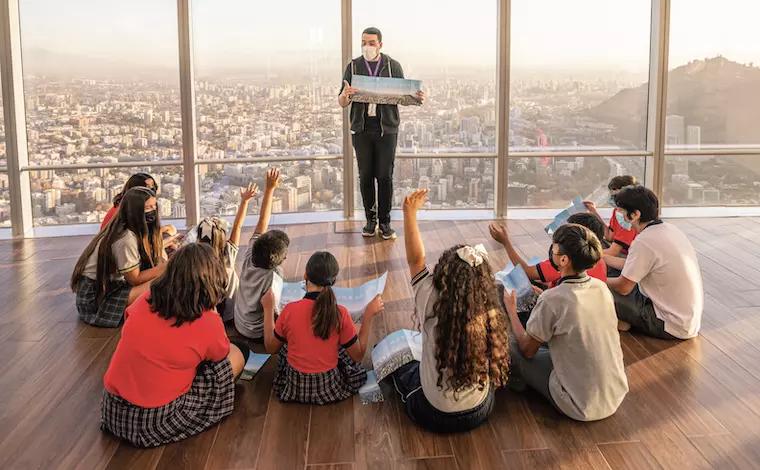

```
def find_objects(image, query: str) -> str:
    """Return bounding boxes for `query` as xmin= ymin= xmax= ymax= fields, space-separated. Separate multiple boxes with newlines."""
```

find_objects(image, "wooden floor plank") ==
xmin=254 ymin=399 xmax=311 ymax=470
xmin=307 ymin=399 xmax=356 ymax=466
xmin=597 ymin=442 xmax=664 ymax=470
xmin=489 ymin=390 xmax=548 ymax=451
xmin=450 ymin=422 xmax=507 ymax=469
xmin=689 ymin=434 xmax=760 ymax=470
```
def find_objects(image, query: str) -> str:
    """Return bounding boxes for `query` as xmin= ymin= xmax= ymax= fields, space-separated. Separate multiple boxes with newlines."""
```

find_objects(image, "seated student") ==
xmin=585 ymin=175 xmax=639 ymax=261
xmin=193 ymin=180 xmax=260 ymax=322
xmin=100 ymin=243 xmax=250 ymax=448
xmin=398 ymin=189 xmax=509 ymax=434
xmin=234 ymin=168 xmax=290 ymax=339
xmin=606 ymin=185 xmax=703 ymax=340
xmin=488 ymin=212 xmax=609 ymax=288
xmin=71 ymin=187 xmax=168 ymax=327
xmin=506 ymin=224 xmax=628 ymax=422
xmin=262 ymin=251 xmax=382 ymax=404
xmin=101 ymin=172 xmax=176 ymax=237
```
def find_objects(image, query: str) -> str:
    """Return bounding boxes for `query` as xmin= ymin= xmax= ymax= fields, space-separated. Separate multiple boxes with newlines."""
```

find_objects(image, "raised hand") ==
xmin=583 ymin=201 xmax=598 ymax=213
xmin=240 ymin=182 xmax=260 ymax=202
xmin=488 ymin=222 xmax=510 ymax=246
xmin=266 ymin=168 xmax=282 ymax=192
xmin=403 ymin=189 xmax=429 ymax=213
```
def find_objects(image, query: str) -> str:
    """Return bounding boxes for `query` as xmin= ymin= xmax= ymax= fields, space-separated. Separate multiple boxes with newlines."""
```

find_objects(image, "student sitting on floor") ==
xmin=606 ymin=185 xmax=703 ymax=340
xmin=262 ymin=251 xmax=382 ymax=404
xmin=100 ymin=172 xmax=176 ymax=238
xmin=489 ymin=212 xmax=609 ymax=288
xmin=585 ymin=175 xmax=639 ymax=261
xmin=71 ymin=187 xmax=169 ymax=328
xmin=100 ymin=243 xmax=250 ymax=448
xmin=234 ymin=168 xmax=291 ymax=339
xmin=398 ymin=189 xmax=509 ymax=434
xmin=506 ymin=224 xmax=628 ymax=421
xmin=193 ymin=181 xmax=260 ymax=322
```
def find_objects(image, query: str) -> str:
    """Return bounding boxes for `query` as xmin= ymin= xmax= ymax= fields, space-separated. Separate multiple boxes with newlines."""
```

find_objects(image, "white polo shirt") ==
xmin=622 ymin=221 xmax=703 ymax=339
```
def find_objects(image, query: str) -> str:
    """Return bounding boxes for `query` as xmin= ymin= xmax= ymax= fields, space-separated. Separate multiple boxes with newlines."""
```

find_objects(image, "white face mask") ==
xmin=362 ymin=45 xmax=379 ymax=62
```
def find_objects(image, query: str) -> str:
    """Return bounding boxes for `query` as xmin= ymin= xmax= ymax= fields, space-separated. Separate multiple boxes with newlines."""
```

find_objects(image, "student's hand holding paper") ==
xmin=488 ymin=223 xmax=510 ymax=246
xmin=503 ymin=289 xmax=518 ymax=318
xmin=531 ymin=285 xmax=544 ymax=296
xmin=364 ymin=295 xmax=385 ymax=319
xmin=341 ymin=80 xmax=358 ymax=98
xmin=415 ymin=90 xmax=425 ymax=103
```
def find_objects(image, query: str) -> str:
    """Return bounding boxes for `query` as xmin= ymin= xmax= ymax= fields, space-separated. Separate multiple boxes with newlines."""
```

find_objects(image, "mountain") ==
xmin=588 ymin=57 xmax=760 ymax=146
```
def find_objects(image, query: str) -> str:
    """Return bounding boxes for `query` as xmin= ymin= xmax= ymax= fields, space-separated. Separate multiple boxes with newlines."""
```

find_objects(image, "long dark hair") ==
xmin=113 ymin=173 xmax=157 ymax=206
xmin=417 ymin=245 xmax=510 ymax=395
xmin=149 ymin=243 xmax=227 ymax=327
xmin=71 ymin=187 xmax=163 ymax=304
xmin=305 ymin=251 xmax=341 ymax=340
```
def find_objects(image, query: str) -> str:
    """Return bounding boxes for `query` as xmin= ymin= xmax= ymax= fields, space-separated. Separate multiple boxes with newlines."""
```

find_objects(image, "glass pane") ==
xmin=19 ymin=0 xmax=182 ymax=165
xmin=0 ymin=172 xmax=10 ymax=228
xmin=667 ymin=0 xmax=760 ymax=150
xmin=510 ymin=0 xmax=651 ymax=152
xmin=192 ymin=1 xmax=342 ymax=160
xmin=353 ymin=158 xmax=495 ymax=211
xmin=29 ymin=166 xmax=185 ymax=226
xmin=508 ymin=156 xmax=646 ymax=208
xmin=199 ymin=160 xmax=343 ymax=217
xmin=352 ymin=0 xmax=497 ymax=154
xmin=664 ymin=155 xmax=760 ymax=206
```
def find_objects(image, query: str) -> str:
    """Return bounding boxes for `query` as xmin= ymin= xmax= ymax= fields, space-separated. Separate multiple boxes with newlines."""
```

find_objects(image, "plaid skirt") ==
xmin=100 ymin=359 xmax=235 ymax=448
xmin=76 ymin=276 xmax=131 ymax=328
xmin=273 ymin=344 xmax=367 ymax=405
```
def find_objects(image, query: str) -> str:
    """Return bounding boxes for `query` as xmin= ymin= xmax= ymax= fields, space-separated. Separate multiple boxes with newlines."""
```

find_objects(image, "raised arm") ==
xmin=488 ymin=223 xmax=540 ymax=281
xmin=255 ymin=168 xmax=282 ymax=235
xmin=403 ymin=189 xmax=429 ymax=278
xmin=229 ymin=182 xmax=259 ymax=247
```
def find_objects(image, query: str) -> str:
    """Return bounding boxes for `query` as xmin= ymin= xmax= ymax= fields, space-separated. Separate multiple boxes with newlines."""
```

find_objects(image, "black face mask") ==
xmin=145 ymin=210 xmax=157 ymax=224
xmin=548 ymin=245 xmax=559 ymax=271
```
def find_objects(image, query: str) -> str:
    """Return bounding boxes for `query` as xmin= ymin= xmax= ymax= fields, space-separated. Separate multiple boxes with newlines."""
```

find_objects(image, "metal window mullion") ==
xmin=0 ymin=0 xmax=33 ymax=238
xmin=341 ymin=0 xmax=353 ymax=220
xmin=177 ymin=0 xmax=200 ymax=227
xmin=645 ymin=0 xmax=671 ymax=201
xmin=495 ymin=0 xmax=510 ymax=219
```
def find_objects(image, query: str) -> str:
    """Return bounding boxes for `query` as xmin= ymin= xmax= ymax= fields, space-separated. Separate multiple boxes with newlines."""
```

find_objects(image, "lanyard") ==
xmin=364 ymin=56 xmax=382 ymax=77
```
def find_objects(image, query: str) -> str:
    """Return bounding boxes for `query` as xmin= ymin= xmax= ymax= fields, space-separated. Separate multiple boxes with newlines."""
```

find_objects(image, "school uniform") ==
xmin=613 ymin=220 xmax=703 ymax=340
xmin=609 ymin=208 xmax=638 ymax=255
xmin=100 ymin=206 xmax=118 ymax=230
xmin=391 ymin=268 xmax=496 ymax=434
xmin=510 ymin=274 xmax=628 ymax=421
xmin=234 ymin=232 xmax=284 ymax=338
xmin=76 ymin=231 xmax=142 ymax=327
xmin=272 ymin=292 xmax=367 ymax=404
xmin=217 ymin=240 xmax=240 ymax=322
xmin=100 ymin=292 xmax=234 ymax=448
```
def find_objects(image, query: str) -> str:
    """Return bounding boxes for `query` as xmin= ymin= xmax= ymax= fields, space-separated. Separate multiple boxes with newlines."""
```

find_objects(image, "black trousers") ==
xmin=612 ymin=285 xmax=677 ymax=340
xmin=353 ymin=131 xmax=398 ymax=224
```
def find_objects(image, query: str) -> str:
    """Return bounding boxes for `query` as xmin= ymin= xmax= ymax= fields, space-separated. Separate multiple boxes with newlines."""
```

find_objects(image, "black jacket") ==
xmin=340 ymin=54 xmax=404 ymax=135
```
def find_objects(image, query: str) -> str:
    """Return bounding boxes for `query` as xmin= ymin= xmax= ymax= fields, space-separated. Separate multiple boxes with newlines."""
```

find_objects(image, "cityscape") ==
xmin=0 ymin=57 xmax=759 ymax=227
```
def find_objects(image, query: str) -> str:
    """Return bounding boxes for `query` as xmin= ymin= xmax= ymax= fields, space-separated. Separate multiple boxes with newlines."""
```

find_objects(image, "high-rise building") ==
xmin=469 ymin=178 xmax=480 ymax=200
xmin=418 ymin=176 xmax=430 ymax=190
xmin=686 ymin=125 xmax=701 ymax=148
xmin=666 ymin=115 xmax=685 ymax=146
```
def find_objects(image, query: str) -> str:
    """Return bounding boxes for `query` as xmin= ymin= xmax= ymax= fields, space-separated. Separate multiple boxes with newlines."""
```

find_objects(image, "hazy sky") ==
xmin=17 ymin=0 xmax=760 ymax=74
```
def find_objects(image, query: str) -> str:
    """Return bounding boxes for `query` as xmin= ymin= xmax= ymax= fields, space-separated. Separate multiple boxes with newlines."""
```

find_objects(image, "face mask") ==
xmin=615 ymin=210 xmax=632 ymax=231
xmin=607 ymin=197 xmax=617 ymax=208
xmin=145 ymin=210 xmax=157 ymax=224
xmin=362 ymin=45 xmax=379 ymax=62
xmin=548 ymin=245 xmax=559 ymax=271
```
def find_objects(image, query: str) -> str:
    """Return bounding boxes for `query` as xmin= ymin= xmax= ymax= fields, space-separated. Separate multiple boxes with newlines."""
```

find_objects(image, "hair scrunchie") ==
xmin=456 ymin=244 xmax=488 ymax=267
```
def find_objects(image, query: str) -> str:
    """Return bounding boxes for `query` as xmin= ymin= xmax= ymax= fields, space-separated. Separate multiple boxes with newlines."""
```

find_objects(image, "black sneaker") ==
xmin=379 ymin=222 xmax=396 ymax=240
xmin=362 ymin=220 xmax=378 ymax=237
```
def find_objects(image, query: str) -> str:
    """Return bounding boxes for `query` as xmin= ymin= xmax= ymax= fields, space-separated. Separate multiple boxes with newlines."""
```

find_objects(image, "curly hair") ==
xmin=417 ymin=245 xmax=510 ymax=396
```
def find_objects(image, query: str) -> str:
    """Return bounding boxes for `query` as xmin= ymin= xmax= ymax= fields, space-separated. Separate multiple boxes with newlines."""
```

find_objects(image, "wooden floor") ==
xmin=1 ymin=218 xmax=760 ymax=470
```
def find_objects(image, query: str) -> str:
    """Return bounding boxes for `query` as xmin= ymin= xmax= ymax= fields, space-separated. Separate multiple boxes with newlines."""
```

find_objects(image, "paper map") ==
xmin=351 ymin=76 xmax=423 ymax=106
xmin=275 ymin=272 xmax=388 ymax=322
xmin=544 ymin=195 xmax=586 ymax=235
xmin=371 ymin=329 xmax=423 ymax=382
xmin=238 ymin=353 xmax=271 ymax=381
xmin=359 ymin=370 xmax=384 ymax=404
xmin=495 ymin=263 xmax=539 ymax=312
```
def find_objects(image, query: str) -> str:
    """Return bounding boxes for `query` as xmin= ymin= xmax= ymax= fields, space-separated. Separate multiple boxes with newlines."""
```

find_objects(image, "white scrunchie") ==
xmin=456 ymin=244 xmax=488 ymax=267
xmin=198 ymin=217 xmax=229 ymax=243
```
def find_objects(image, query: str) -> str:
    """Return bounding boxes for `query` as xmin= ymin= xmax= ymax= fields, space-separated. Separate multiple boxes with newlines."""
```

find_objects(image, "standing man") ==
xmin=339 ymin=27 xmax=424 ymax=240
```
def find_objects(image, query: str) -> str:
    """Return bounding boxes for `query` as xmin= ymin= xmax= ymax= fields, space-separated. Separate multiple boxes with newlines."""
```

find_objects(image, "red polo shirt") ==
xmin=104 ymin=292 xmax=230 ymax=408
xmin=609 ymin=208 xmax=637 ymax=254
xmin=536 ymin=258 xmax=608 ymax=288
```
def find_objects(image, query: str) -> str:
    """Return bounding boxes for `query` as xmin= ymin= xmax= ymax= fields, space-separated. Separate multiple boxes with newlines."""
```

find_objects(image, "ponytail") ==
xmin=312 ymin=285 xmax=341 ymax=340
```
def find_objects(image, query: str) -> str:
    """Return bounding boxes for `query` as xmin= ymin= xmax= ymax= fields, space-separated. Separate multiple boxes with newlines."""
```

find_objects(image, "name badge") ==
xmin=368 ymin=103 xmax=377 ymax=117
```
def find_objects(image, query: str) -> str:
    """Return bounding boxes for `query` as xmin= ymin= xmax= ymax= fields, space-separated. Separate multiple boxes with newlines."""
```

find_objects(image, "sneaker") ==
xmin=362 ymin=220 xmax=378 ymax=237
xmin=379 ymin=222 xmax=396 ymax=240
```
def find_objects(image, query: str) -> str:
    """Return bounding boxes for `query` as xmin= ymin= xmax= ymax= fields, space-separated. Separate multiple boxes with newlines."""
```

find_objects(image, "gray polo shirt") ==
xmin=527 ymin=275 xmax=628 ymax=421
xmin=234 ymin=233 xmax=284 ymax=339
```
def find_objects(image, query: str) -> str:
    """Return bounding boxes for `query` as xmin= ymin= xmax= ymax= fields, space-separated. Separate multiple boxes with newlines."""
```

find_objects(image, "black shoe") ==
xmin=379 ymin=222 xmax=396 ymax=240
xmin=362 ymin=220 xmax=378 ymax=237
